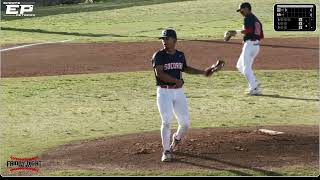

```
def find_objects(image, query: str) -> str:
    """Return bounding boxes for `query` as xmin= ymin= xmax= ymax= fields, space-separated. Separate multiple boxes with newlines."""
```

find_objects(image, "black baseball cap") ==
xmin=159 ymin=28 xmax=177 ymax=39
xmin=236 ymin=2 xmax=251 ymax=12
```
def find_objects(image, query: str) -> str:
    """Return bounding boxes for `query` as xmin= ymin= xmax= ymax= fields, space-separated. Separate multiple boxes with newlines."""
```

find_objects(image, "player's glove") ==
xmin=224 ymin=30 xmax=237 ymax=41
xmin=205 ymin=58 xmax=225 ymax=77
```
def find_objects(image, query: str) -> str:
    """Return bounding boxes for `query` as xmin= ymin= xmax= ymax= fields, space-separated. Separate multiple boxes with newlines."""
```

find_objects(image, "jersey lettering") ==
xmin=164 ymin=63 xmax=183 ymax=70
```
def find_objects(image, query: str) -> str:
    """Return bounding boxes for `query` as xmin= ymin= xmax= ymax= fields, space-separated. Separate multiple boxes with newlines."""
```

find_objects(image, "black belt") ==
xmin=160 ymin=85 xmax=180 ymax=89
xmin=245 ymin=40 xmax=260 ymax=45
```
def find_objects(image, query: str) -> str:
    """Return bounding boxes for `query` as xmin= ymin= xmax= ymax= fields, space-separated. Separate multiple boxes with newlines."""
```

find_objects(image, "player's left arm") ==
xmin=184 ymin=66 xmax=206 ymax=75
xmin=184 ymin=63 xmax=225 ymax=77
xmin=181 ymin=53 xmax=206 ymax=75
xmin=182 ymin=54 xmax=224 ymax=77
xmin=185 ymin=62 xmax=225 ymax=77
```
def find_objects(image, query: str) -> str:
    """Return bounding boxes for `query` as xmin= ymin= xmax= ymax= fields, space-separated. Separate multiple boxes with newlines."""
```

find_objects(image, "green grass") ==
xmin=0 ymin=70 xmax=318 ymax=175
xmin=41 ymin=166 xmax=319 ymax=176
xmin=1 ymin=0 xmax=319 ymax=44
xmin=1 ymin=0 xmax=192 ymax=20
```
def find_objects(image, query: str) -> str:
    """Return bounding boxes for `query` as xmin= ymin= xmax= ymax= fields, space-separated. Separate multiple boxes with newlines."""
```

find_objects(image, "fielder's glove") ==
xmin=205 ymin=58 xmax=225 ymax=77
xmin=224 ymin=30 xmax=237 ymax=41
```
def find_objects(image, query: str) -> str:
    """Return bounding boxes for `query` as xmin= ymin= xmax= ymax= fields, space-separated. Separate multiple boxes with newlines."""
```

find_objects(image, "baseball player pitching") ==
xmin=151 ymin=28 xmax=224 ymax=162
xmin=224 ymin=2 xmax=264 ymax=95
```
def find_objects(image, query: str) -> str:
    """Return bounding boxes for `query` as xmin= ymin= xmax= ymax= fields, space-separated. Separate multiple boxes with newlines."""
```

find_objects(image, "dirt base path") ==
xmin=1 ymin=37 xmax=318 ymax=77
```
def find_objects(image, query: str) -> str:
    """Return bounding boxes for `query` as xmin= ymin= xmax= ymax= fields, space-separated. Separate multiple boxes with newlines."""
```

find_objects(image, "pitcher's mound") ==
xmin=41 ymin=125 xmax=318 ymax=172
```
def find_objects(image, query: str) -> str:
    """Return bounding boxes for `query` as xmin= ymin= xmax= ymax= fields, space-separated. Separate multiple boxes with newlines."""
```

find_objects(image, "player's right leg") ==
xmin=171 ymin=88 xmax=190 ymax=151
xmin=236 ymin=45 xmax=245 ymax=74
xmin=157 ymin=87 xmax=174 ymax=161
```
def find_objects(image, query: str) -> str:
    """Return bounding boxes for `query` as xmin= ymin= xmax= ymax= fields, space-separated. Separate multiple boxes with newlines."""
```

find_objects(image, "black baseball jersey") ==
xmin=243 ymin=13 xmax=264 ymax=41
xmin=151 ymin=49 xmax=187 ymax=86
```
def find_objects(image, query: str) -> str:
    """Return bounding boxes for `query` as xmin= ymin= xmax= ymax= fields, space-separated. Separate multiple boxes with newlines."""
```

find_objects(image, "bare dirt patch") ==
xmin=1 ymin=37 xmax=318 ymax=77
xmin=41 ymin=125 xmax=319 ymax=174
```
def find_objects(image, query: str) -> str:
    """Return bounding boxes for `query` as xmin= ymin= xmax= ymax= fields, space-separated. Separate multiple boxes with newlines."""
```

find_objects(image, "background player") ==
xmin=151 ymin=28 xmax=224 ymax=162
xmin=225 ymin=2 xmax=264 ymax=95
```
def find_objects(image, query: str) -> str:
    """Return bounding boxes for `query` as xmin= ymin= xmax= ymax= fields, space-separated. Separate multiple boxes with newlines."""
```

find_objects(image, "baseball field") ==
xmin=0 ymin=0 xmax=319 ymax=176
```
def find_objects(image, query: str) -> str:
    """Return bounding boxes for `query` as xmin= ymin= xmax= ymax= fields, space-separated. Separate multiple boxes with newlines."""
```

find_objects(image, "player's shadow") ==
xmin=188 ymin=39 xmax=318 ymax=50
xmin=1 ymin=27 xmax=124 ymax=37
xmin=174 ymin=152 xmax=283 ymax=176
xmin=0 ymin=27 xmax=150 ymax=38
xmin=259 ymin=94 xmax=319 ymax=102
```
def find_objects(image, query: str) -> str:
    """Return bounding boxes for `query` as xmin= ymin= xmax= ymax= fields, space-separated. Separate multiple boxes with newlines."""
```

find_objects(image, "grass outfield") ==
xmin=0 ymin=70 xmax=318 ymax=175
xmin=1 ymin=0 xmax=319 ymax=44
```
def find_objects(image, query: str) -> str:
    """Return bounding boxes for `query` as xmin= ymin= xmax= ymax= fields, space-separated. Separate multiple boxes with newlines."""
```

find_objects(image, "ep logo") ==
xmin=3 ymin=2 xmax=35 ymax=16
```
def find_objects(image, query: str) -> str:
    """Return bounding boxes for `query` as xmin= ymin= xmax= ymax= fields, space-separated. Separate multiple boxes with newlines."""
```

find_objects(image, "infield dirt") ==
xmin=40 ymin=125 xmax=318 ymax=173
xmin=1 ymin=37 xmax=318 ymax=77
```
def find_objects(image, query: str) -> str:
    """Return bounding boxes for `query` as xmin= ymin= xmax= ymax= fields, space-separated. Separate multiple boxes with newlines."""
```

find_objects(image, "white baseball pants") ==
xmin=236 ymin=40 xmax=260 ymax=91
xmin=156 ymin=87 xmax=190 ymax=151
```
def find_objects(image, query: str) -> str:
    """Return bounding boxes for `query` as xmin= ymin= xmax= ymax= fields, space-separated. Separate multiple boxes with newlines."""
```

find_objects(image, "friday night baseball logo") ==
xmin=7 ymin=156 xmax=42 ymax=173
xmin=3 ymin=1 xmax=35 ymax=16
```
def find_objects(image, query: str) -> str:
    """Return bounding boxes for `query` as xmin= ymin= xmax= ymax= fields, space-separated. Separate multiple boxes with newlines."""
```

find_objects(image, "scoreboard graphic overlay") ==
xmin=274 ymin=4 xmax=316 ymax=31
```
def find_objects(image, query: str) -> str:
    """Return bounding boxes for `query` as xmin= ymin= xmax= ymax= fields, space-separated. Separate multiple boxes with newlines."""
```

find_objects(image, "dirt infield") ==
xmin=41 ymin=125 xmax=318 ymax=174
xmin=1 ymin=37 xmax=318 ymax=77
